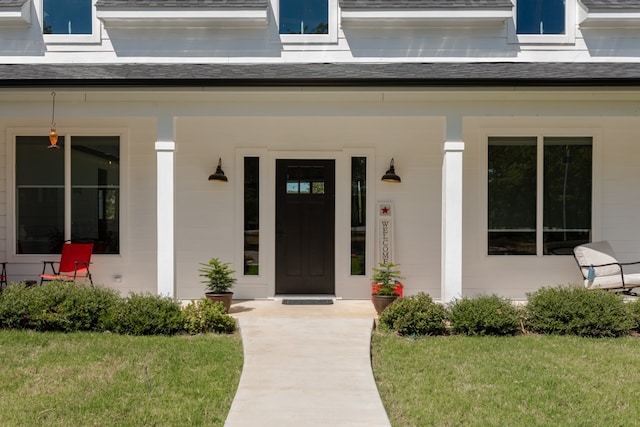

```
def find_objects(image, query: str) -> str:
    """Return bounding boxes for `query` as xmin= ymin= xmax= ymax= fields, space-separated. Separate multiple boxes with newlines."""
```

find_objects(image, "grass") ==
xmin=0 ymin=330 xmax=243 ymax=427
xmin=372 ymin=332 xmax=640 ymax=427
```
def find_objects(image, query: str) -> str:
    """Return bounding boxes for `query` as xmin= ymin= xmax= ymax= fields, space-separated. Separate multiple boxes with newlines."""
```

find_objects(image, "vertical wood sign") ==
xmin=377 ymin=202 xmax=394 ymax=265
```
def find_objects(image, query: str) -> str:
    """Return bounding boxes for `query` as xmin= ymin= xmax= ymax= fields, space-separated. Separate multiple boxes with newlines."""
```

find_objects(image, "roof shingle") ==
xmin=95 ymin=0 xmax=268 ymax=7
xmin=339 ymin=0 xmax=512 ymax=9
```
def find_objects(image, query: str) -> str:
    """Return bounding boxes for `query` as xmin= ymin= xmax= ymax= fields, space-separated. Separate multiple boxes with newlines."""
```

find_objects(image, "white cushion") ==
xmin=585 ymin=273 xmax=640 ymax=290
xmin=573 ymin=241 xmax=621 ymax=279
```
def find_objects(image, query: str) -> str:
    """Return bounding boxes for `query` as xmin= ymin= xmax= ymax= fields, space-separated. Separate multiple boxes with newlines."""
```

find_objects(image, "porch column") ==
xmin=441 ymin=141 xmax=464 ymax=303
xmin=156 ymin=123 xmax=176 ymax=297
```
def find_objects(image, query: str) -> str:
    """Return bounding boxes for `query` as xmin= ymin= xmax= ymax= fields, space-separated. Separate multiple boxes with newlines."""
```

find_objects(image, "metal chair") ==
xmin=573 ymin=241 xmax=640 ymax=293
xmin=40 ymin=242 xmax=94 ymax=284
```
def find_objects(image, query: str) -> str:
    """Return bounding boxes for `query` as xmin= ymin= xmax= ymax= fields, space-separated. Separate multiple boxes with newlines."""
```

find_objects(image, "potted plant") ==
xmin=199 ymin=258 xmax=237 ymax=313
xmin=371 ymin=262 xmax=404 ymax=315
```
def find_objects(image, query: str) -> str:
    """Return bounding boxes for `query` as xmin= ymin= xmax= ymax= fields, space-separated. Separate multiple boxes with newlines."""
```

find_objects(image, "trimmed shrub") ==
xmin=525 ymin=285 xmax=633 ymax=337
xmin=182 ymin=298 xmax=236 ymax=334
xmin=111 ymin=293 xmax=184 ymax=336
xmin=378 ymin=293 xmax=448 ymax=336
xmin=449 ymin=294 xmax=521 ymax=336
xmin=0 ymin=281 xmax=120 ymax=332
xmin=628 ymin=299 xmax=640 ymax=332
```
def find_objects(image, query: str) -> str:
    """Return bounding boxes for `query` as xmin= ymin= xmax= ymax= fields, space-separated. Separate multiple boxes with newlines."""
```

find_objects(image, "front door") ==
xmin=276 ymin=159 xmax=335 ymax=294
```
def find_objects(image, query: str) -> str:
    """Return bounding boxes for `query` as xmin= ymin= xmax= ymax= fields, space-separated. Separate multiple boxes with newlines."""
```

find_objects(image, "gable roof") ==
xmin=339 ymin=0 xmax=512 ymax=8
xmin=2 ymin=62 xmax=640 ymax=88
xmin=581 ymin=0 xmax=640 ymax=9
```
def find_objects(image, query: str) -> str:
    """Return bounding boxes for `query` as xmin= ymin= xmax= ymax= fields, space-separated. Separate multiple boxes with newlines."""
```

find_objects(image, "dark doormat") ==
xmin=282 ymin=299 xmax=334 ymax=305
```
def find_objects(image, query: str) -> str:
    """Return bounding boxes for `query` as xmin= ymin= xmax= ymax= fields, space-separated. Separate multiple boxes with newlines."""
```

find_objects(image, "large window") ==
xmin=488 ymin=136 xmax=592 ymax=255
xmin=43 ymin=0 xmax=92 ymax=35
xmin=16 ymin=135 xmax=120 ymax=255
xmin=516 ymin=0 xmax=565 ymax=35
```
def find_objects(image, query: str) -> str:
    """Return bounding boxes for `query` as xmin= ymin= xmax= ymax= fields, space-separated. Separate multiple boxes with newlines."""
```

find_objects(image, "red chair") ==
xmin=0 ymin=262 xmax=6 ymax=289
xmin=40 ymin=242 xmax=94 ymax=284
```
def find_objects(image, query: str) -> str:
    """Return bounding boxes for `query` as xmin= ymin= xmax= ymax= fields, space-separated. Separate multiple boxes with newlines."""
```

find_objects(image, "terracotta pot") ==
xmin=205 ymin=292 xmax=233 ymax=313
xmin=371 ymin=294 xmax=399 ymax=315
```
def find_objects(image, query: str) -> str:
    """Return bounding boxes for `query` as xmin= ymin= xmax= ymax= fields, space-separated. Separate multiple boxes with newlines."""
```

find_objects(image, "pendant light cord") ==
xmin=50 ymin=91 xmax=56 ymax=127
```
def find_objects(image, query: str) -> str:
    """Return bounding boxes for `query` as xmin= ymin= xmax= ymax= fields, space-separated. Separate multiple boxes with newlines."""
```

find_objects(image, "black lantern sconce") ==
xmin=381 ymin=158 xmax=401 ymax=183
xmin=208 ymin=157 xmax=228 ymax=182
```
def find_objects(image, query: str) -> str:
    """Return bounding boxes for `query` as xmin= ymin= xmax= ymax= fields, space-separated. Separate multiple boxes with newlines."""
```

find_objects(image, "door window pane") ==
xmin=543 ymin=137 xmax=592 ymax=255
xmin=43 ymin=0 xmax=92 ymax=35
xmin=71 ymin=136 xmax=120 ymax=254
xmin=16 ymin=136 xmax=65 ymax=254
xmin=517 ymin=0 xmax=565 ymax=35
xmin=488 ymin=137 xmax=537 ymax=255
xmin=280 ymin=0 xmax=328 ymax=34
xmin=244 ymin=157 xmax=259 ymax=275
xmin=351 ymin=157 xmax=366 ymax=275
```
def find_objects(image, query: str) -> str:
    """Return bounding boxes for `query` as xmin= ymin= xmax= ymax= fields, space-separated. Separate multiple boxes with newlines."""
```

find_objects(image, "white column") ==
xmin=156 ymin=136 xmax=176 ymax=298
xmin=441 ymin=141 xmax=464 ymax=303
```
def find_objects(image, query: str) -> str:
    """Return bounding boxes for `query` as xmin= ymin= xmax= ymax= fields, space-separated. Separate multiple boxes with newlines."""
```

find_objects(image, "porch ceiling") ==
xmin=2 ymin=62 xmax=640 ymax=88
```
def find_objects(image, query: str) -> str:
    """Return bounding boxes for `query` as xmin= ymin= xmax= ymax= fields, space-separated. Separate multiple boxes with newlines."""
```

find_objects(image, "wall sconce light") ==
xmin=208 ymin=158 xmax=228 ymax=182
xmin=381 ymin=158 xmax=401 ymax=183
xmin=48 ymin=91 xmax=59 ymax=149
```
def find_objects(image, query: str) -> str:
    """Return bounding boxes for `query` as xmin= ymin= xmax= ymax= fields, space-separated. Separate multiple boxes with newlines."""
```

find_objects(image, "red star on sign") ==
xmin=381 ymin=206 xmax=390 ymax=215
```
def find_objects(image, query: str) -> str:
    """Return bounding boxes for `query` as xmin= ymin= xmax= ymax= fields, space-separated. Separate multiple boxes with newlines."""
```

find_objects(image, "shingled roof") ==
xmin=95 ymin=0 xmax=268 ymax=7
xmin=581 ymin=0 xmax=640 ymax=9
xmin=0 ymin=0 xmax=27 ymax=7
xmin=1 ymin=62 xmax=640 ymax=87
xmin=339 ymin=0 xmax=512 ymax=8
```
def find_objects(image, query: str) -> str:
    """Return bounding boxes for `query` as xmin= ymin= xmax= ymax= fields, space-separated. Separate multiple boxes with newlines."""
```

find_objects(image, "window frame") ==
xmin=483 ymin=130 xmax=599 ymax=257
xmin=274 ymin=0 xmax=338 ymax=44
xmin=39 ymin=0 xmax=101 ymax=44
xmin=509 ymin=0 xmax=576 ymax=45
xmin=7 ymin=128 xmax=126 ymax=260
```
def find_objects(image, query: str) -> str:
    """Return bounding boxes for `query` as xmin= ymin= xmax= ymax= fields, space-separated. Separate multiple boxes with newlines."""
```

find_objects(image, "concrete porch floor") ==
xmin=228 ymin=298 xmax=379 ymax=318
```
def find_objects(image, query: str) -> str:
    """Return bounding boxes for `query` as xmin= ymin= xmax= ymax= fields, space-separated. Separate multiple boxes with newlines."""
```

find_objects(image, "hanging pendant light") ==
xmin=48 ymin=91 xmax=59 ymax=149
xmin=381 ymin=158 xmax=401 ymax=183
xmin=208 ymin=158 xmax=228 ymax=182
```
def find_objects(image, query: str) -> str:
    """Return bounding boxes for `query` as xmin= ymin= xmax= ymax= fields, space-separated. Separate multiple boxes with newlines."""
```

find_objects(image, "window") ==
xmin=244 ymin=157 xmax=259 ymax=275
xmin=351 ymin=157 xmax=366 ymax=275
xmin=43 ymin=0 xmax=92 ymax=35
xmin=279 ymin=0 xmax=328 ymax=35
xmin=277 ymin=0 xmax=337 ymax=43
xmin=41 ymin=0 xmax=100 ymax=44
xmin=511 ymin=0 xmax=575 ymax=44
xmin=488 ymin=136 xmax=592 ymax=255
xmin=16 ymin=135 xmax=120 ymax=255
xmin=516 ymin=0 xmax=565 ymax=35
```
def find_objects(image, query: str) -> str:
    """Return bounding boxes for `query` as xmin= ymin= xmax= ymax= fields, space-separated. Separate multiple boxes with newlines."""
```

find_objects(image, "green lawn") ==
xmin=372 ymin=332 xmax=640 ymax=427
xmin=0 ymin=330 xmax=243 ymax=427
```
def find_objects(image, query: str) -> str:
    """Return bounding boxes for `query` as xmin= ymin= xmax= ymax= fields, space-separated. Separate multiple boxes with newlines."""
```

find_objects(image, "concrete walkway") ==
xmin=224 ymin=300 xmax=391 ymax=427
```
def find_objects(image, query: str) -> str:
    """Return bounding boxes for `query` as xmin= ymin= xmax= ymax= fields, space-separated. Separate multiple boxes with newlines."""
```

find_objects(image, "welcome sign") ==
xmin=377 ymin=202 xmax=394 ymax=265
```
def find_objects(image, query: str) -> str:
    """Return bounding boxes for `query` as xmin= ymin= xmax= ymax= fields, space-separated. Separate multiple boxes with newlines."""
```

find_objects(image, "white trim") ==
xmin=97 ymin=9 xmax=269 ymax=29
xmin=442 ymin=141 xmax=464 ymax=303
xmin=274 ymin=0 xmax=338 ymax=44
xmin=156 ymin=139 xmax=175 ymax=298
xmin=341 ymin=9 xmax=512 ymax=28
xmin=508 ymin=0 xmax=576 ymax=45
xmin=581 ymin=12 xmax=640 ymax=28
xmin=39 ymin=0 xmax=102 ymax=45
xmin=0 ymin=0 xmax=31 ymax=27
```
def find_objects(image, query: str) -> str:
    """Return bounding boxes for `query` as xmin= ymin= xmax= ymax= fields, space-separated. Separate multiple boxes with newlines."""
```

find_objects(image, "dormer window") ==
xmin=43 ymin=0 xmax=92 ymax=34
xmin=279 ymin=0 xmax=328 ymax=35
xmin=516 ymin=0 xmax=564 ymax=35
xmin=511 ymin=0 xmax=575 ymax=44
xmin=276 ymin=0 xmax=337 ymax=44
xmin=41 ymin=0 xmax=100 ymax=44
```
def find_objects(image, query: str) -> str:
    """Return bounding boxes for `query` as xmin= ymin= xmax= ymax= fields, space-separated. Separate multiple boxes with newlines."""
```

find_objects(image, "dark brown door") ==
xmin=276 ymin=159 xmax=335 ymax=294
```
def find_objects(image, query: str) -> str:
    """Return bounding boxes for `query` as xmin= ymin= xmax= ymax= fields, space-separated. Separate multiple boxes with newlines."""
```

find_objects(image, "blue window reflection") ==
xmin=517 ymin=0 xmax=565 ymax=35
xmin=280 ymin=0 xmax=328 ymax=35
xmin=43 ymin=0 xmax=92 ymax=35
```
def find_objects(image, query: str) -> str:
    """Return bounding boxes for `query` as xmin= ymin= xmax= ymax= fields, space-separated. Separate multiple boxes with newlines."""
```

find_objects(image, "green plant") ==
xmin=199 ymin=258 xmax=237 ymax=294
xmin=371 ymin=262 xmax=404 ymax=296
xmin=628 ymin=299 xmax=640 ymax=332
xmin=449 ymin=294 xmax=522 ymax=336
xmin=111 ymin=293 xmax=184 ymax=336
xmin=0 ymin=281 xmax=120 ymax=332
xmin=378 ymin=293 xmax=448 ymax=336
xmin=525 ymin=285 xmax=633 ymax=337
xmin=182 ymin=298 xmax=236 ymax=334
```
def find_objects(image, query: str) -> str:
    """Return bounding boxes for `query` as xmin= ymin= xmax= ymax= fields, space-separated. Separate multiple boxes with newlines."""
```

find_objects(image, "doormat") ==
xmin=282 ymin=299 xmax=334 ymax=305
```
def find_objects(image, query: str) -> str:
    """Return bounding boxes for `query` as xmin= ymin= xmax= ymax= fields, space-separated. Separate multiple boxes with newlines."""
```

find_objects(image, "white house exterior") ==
xmin=1 ymin=0 xmax=640 ymax=301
